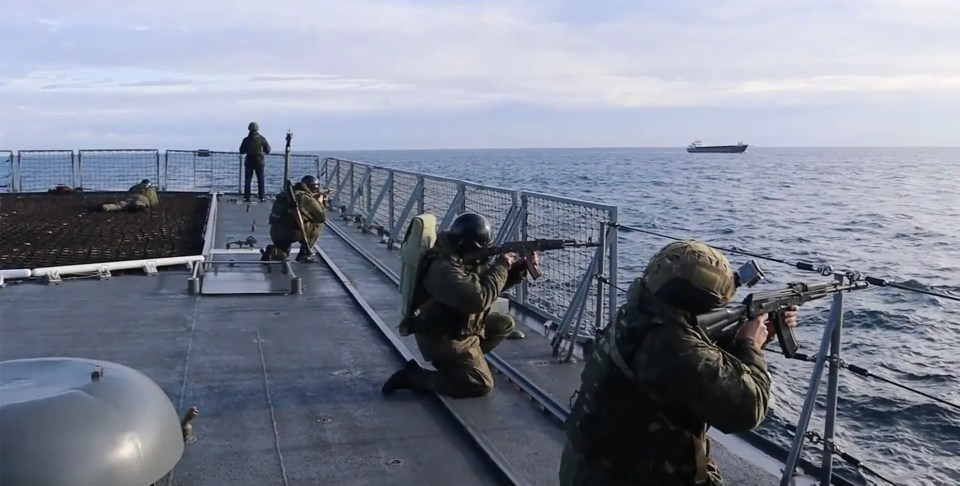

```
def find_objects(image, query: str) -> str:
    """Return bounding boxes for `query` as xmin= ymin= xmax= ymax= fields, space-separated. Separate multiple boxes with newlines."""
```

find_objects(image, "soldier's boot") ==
xmin=381 ymin=359 xmax=429 ymax=395
xmin=260 ymin=244 xmax=274 ymax=262
xmin=295 ymin=245 xmax=316 ymax=263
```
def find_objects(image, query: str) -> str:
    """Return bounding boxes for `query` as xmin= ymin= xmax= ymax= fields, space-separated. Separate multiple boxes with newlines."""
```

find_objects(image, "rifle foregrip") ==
xmin=773 ymin=311 xmax=799 ymax=358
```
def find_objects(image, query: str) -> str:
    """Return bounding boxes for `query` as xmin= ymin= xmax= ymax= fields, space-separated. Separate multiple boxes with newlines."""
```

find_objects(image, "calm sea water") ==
xmin=4 ymin=146 xmax=956 ymax=484
xmin=321 ymin=147 xmax=960 ymax=486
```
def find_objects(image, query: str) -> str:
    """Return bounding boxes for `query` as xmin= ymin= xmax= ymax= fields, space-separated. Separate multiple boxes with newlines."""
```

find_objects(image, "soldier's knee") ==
xmin=485 ymin=312 xmax=515 ymax=336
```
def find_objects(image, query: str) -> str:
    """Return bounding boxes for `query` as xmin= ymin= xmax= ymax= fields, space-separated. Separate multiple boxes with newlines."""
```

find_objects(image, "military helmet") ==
xmin=248 ymin=121 xmax=259 ymax=131
xmin=300 ymin=175 xmax=320 ymax=193
xmin=140 ymin=179 xmax=151 ymax=186
xmin=448 ymin=212 xmax=493 ymax=254
xmin=642 ymin=240 xmax=736 ymax=312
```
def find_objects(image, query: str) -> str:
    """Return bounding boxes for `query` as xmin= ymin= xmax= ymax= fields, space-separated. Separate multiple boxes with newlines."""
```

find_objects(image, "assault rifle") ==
xmin=696 ymin=279 xmax=869 ymax=358
xmin=464 ymin=238 xmax=600 ymax=279
xmin=285 ymin=179 xmax=308 ymax=239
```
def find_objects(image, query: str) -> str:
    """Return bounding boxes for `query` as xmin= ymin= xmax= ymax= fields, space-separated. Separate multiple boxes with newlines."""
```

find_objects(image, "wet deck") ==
xmin=0 ymin=197 xmax=791 ymax=485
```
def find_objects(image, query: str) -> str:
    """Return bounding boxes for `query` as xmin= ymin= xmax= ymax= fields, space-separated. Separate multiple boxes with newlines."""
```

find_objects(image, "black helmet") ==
xmin=300 ymin=175 xmax=320 ymax=193
xmin=140 ymin=179 xmax=151 ymax=186
xmin=447 ymin=212 xmax=492 ymax=254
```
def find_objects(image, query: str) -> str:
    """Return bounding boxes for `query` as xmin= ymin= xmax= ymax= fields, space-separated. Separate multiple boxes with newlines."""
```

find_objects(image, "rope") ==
xmin=766 ymin=413 xmax=903 ymax=486
xmin=609 ymin=222 xmax=960 ymax=303
xmin=788 ymin=353 xmax=960 ymax=412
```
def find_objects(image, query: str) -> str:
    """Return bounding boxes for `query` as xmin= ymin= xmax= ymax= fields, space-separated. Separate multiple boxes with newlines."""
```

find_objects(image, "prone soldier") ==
xmin=100 ymin=179 xmax=159 ymax=212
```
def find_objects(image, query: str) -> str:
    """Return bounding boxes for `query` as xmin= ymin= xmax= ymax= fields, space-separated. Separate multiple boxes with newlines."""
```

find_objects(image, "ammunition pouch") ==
xmin=398 ymin=300 xmax=468 ymax=339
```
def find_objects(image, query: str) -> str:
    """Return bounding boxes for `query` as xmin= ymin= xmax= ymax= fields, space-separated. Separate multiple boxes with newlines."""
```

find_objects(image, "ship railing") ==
xmin=0 ymin=149 xmax=320 ymax=194
xmin=319 ymin=156 xmax=619 ymax=359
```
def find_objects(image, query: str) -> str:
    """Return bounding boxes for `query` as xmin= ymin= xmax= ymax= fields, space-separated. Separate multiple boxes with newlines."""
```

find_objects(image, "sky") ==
xmin=2 ymin=0 xmax=959 ymax=150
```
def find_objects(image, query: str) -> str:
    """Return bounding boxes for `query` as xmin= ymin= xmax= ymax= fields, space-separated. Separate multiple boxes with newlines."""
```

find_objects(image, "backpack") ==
xmin=398 ymin=214 xmax=437 ymax=334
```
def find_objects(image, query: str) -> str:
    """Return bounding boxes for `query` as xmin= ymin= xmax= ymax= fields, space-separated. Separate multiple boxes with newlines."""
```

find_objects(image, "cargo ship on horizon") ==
xmin=687 ymin=140 xmax=749 ymax=153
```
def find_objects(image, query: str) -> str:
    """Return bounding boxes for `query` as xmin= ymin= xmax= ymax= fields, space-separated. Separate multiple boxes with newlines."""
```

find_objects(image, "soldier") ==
xmin=239 ymin=121 xmax=271 ymax=202
xmin=559 ymin=240 xmax=800 ymax=485
xmin=100 ymin=179 xmax=159 ymax=212
xmin=381 ymin=212 xmax=536 ymax=398
xmin=261 ymin=175 xmax=327 ymax=263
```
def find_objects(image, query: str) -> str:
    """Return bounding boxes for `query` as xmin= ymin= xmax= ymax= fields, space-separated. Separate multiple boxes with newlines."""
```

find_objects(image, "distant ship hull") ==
xmin=686 ymin=144 xmax=748 ymax=153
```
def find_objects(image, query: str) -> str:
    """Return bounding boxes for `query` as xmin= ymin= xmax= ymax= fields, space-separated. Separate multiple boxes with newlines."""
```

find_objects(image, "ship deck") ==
xmin=0 ymin=198 xmax=795 ymax=486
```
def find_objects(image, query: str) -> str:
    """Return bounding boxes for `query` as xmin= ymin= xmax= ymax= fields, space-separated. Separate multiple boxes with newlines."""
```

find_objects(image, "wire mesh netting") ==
xmin=0 ymin=151 xmax=13 ymax=193
xmin=263 ymin=154 xmax=321 ymax=190
xmin=322 ymin=158 xmax=618 ymax=333
xmin=522 ymin=193 xmax=615 ymax=333
xmin=17 ymin=150 xmax=75 ymax=192
xmin=464 ymin=184 xmax=516 ymax=241
xmin=0 ymin=192 xmax=210 ymax=269
xmin=164 ymin=150 xmax=240 ymax=192
xmin=365 ymin=167 xmax=393 ymax=230
xmin=78 ymin=150 xmax=161 ymax=191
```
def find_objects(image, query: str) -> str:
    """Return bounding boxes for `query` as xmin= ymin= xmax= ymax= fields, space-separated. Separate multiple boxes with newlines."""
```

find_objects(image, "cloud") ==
xmin=1 ymin=0 xmax=959 ymax=148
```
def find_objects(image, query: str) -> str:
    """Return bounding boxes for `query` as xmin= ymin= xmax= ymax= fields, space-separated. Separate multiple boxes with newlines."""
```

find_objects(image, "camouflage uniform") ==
xmin=239 ymin=122 xmax=271 ymax=202
xmin=384 ymin=232 xmax=528 ymax=397
xmin=101 ymin=181 xmax=159 ymax=212
xmin=264 ymin=183 xmax=326 ymax=263
xmin=560 ymin=241 xmax=772 ymax=486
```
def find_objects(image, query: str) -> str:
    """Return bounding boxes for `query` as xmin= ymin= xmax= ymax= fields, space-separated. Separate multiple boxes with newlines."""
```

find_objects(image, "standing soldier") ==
xmin=239 ymin=122 xmax=271 ymax=202
xmin=261 ymin=175 xmax=327 ymax=263
xmin=100 ymin=179 xmax=159 ymax=212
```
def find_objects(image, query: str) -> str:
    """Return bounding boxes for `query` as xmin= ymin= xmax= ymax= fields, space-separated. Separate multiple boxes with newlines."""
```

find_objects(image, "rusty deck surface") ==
xmin=0 ymin=192 xmax=209 ymax=270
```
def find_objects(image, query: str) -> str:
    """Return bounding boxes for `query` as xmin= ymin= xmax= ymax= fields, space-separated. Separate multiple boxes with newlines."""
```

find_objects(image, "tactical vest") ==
xmin=269 ymin=190 xmax=295 ymax=226
xmin=246 ymin=132 xmax=265 ymax=156
xmin=565 ymin=290 xmax=712 ymax=485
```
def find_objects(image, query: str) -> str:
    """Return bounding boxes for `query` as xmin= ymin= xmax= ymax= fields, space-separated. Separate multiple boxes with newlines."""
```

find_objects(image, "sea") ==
xmin=2 ymin=146 xmax=957 ymax=484
xmin=319 ymin=146 xmax=960 ymax=486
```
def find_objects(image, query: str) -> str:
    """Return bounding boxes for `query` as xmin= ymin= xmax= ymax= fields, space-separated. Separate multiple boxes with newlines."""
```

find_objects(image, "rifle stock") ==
xmin=696 ymin=280 xmax=869 ymax=358
xmin=286 ymin=180 xmax=308 ymax=240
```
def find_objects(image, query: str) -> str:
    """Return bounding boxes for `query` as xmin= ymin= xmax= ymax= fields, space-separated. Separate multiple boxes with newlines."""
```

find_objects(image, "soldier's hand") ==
xmin=500 ymin=252 xmax=519 ymax=266
xmin=736 ymin=313 xmax=770 ymax=348
xmin=779 ymin=305 xmax=799 ymax=328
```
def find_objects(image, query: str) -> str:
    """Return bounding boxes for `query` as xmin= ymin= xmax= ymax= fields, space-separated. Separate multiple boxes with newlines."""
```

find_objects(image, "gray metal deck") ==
xmin=0 ymin=198 xmax=787 ymax=485
xmin=319 ymin=213 xmax=787 ymax=486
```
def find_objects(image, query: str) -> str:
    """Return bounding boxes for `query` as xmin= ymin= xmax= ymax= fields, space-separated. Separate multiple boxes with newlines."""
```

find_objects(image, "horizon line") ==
xmin=5 ymin=145 xmax=960 ymax=153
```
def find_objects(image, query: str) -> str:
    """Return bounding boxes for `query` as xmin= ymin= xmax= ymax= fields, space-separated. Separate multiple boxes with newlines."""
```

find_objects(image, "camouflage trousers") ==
xmin=558 ymin=441 xmax=724 ymax=486
xmin=408 ymin=312 xmax=515 ymax=398
xmin=101 ymin=195 xmax=149 ymax=212
xmin=269 ymin=221 xmax=323 ymax=258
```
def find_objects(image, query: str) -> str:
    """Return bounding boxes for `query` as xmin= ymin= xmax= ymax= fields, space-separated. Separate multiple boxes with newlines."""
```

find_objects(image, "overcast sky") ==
xmin=3 ymin=0 xmax=959 ymax=150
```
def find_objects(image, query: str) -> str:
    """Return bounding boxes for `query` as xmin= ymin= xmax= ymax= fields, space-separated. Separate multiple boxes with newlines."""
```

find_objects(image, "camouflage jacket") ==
xmin=239 ymin=131 xmax=271 ymax=165
xmin=564 ymin=277 xmax=772 ymax=485
xmin=269 ymin=184 xmax=326 ymax=227
xmin=408 ymin=232 xmax=526 ymax=339
xmin=127 ymin=182 xmax=159 ymax=207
